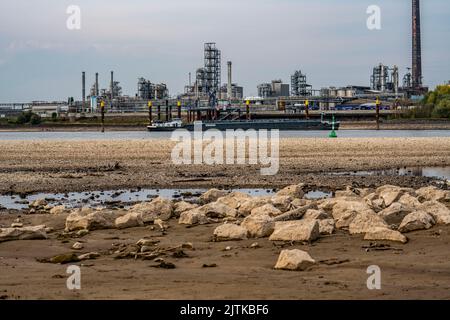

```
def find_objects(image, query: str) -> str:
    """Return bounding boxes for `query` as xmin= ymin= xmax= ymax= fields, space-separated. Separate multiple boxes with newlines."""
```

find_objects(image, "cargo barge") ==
xmin=147 ymin=119 xmax=339 ymax=132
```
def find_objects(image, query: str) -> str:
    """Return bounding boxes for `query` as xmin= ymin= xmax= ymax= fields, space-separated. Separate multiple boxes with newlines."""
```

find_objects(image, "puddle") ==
xmin=304 ymin=190 xmax=332 ymax=200
xmin=329 ymin=166 xmax=450 ymax=181
xmin=0 ymin=187 xmax=332 ymax=211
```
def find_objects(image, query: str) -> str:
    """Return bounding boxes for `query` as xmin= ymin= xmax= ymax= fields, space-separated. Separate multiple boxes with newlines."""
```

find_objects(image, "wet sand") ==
xmin=0 ymin=212 xmax=449 ymax=300
xmin=0 ymin=138 xmax=449 ymax=195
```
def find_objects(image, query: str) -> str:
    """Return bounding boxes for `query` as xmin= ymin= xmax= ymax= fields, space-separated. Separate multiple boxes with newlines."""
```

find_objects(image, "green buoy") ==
xmin=329 ymin=115 xmax=337 ymax=138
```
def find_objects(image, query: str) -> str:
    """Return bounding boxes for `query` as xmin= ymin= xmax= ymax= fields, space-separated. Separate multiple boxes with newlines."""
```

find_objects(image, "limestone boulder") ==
xmin=65 ymin=208 xmax=126 ymax=231
xmin=303 ymin=209 xmax=330 ymax=220
xmin=241 ymin=212 xmax=275 ymax=238
xmin=173 ymin=201 xmax=199 ymax=217
xmin=318 ymin=219 xmax=335 ymax=235
xmin=0 ymin=225 xmax=47 ymax=242
xmin=250 ymin=203 xmax=282 ymax=217
xmin=397 ymin=194 xmax=422 ymax=209
xmin=199 ymin=188 xmax=228 ymax=204
xmin=318 ymin=196 xmax=360 ymax=213
xmin=276 ymin=184 xmax=305 ymax=199
xmin=213 ymin=224 xmax=248 ymax=241
xmin=29 ymin=198 xmax=47 ymax=210
xmin=270 ymin=195 xmax=293 ymax=212
xmin=269 ymin=220 xmax=320 ymax=242
xmin=291 ymin=198 xmax=313 ymax=209
xmin=377 ymin=202 xmax=414 ymax=226
xmin=416 ymin=186 xmax=450 ymax=202
xmin=49 ymin=205 xmax=67 ymax=215
xmin=349 ymin=212 xmax=388 ymax=235
xmin=398 ymin=211 xmax=435 ymax=233
xmin=364 ymin=227 xmax=408 ymax=244
xmin=238 ymin=197 xmax=271 ymax=217
xmin=376 ymin=185 xmax=413 ymax=207
xmin=178 ymin=210 xmax=209 ymax=226
xmin=197 ymin=201 xmax=237 ymax=218
xmin=274 ymin=249 xmax=315 ymax=271
xmin=216 ymin=192 xmax=252 ymax=210
xmin=115 ymin=211 xmax=144 ymax=229
xmin=331 ymin=200 xmax=374 ymax=229
xmin=130 ymin=197 xmax=173 ymax=223
xmin=419 ymin=201 xmax=450 ymax=225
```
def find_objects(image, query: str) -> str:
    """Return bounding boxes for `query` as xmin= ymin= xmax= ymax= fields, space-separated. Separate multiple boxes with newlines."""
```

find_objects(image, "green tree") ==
xmin=432 ymin=98 xmax=450 ymax=118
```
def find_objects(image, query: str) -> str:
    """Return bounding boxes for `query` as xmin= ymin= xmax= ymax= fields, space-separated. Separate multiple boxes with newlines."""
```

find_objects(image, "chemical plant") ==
xmin=0 ymin=0 xmax=432 ymax=120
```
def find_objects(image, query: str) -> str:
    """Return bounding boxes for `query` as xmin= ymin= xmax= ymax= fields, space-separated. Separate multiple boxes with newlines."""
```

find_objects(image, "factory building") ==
xmin=257 ymin=80 xmax=289 ymax=98
xmin=291 ymin=70 xmax=312 ymax=96
xmin=219 ymin=84 xmax=243 ymax=100
xmin=137 ymin=78 xmax=169 ymax=100
xmin=370 ymin=64 xmax=399 ymax=94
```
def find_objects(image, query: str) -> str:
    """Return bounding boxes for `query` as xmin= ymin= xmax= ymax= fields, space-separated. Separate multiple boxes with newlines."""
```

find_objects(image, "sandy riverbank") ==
xmin=0 ymin=138 xmax=449 ymax=195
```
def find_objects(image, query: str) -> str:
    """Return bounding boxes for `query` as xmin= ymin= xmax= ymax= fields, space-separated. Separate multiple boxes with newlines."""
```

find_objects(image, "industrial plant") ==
xmin=0 ymin=0 xmax=431 ymax=120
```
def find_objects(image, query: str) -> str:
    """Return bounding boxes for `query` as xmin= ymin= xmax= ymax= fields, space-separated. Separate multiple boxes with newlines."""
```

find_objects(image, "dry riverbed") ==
xmin=0 ymin=185 xmax=450 ymax=300
xmin=0 ymin=138 xmax=450 ymax=195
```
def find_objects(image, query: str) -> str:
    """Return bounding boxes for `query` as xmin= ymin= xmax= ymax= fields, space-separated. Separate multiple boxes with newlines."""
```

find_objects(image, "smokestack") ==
xmin=82 ymin=71 xmax=86 ymax=111
xmin=227 ymin=61 xmax=232 ymax=100
xmin=95 ymin=73 xmax=99 ymax=96
xmin=412 ymin=0 xmax=422 ymax=89
xmin=110 ymin=71 xmax=114 ymax=100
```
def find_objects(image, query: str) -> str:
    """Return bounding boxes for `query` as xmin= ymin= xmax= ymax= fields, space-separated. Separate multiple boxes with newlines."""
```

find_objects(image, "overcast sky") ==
xmin=0 ymin=0 xmax=449 ymax=102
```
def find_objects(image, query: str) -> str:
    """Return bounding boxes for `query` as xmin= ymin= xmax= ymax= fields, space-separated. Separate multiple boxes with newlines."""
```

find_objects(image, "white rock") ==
xmin=65 ymin=208 xmax=126 ymax=231
xmin=238 ymin=197 xmax=271 ymax=217
xmin=0 ymin=225 xmax=47 ymax=242
xmin=377 ymin=202 xmax=414 ymax=225
xmin=241 ymin=212 xmax=275 ymax=238
xmin=49 ymin=205 xmax=67 ymax=215
xmin=173 ymin=201 xmax=199 ymax=216
xmin=349 ymin=212 xmax=388 ymax=235
xmin=303 ymin=209 xmax=329 ymax=220
xmin=178 ymin=210 xmax=209 ymax=225
xmin=269 ymin=220 xmax=320 ymax=242
xmin=276 ymin=184 xmax=305 ymax=199
xmin=213 ymin=224 xmax=248 ymax=241
xmin=250 ymin=203 xmax=282 ymax=217
xmin=197 ymin=201 xmax=237 ymax=218
xmin=199 ymin=189 xmax=228 ymax=204
xmin=331 ymin=200 xmax=374 ymax=229
xmin=11 ymin=223 xmax=23 ymax=228
xmin=376 ymin=185 xmax=413 ymax=207
xmin=274 ymin=249 xmax=315 ymax=271
xmin=29 ymin=198 xmax=47 ymax=209
xmin=318 ymin=219 xmax=335 ymax=235
xmin=397 ymin=194 xmax=422 ymax=209
xmin=129 ymin=197 xmax=173 ymax=223
xmin=216 ymin=192 xmax=252 ymax=210
xmin=364 ymin=227 xmax=408 ymax=244
xmin=270 ymin=195 xmax=293 ymax=212
xmin=398 ymin=211 xmax=435 ymax=233
xmin=115 ymin=211 xmax=144 ymax=229
xmin=419 ymin=201 xmax=450 ymax=225
xmin=72 ymin=242 xmax=84 ymax=250
xmin=416 ymin=186 xmax=450 ymax=202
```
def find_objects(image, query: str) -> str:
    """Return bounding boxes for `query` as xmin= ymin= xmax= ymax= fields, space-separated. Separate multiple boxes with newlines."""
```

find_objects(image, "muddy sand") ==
xmin=1 ymin=137 xmax=450 ymax=195
xmin=0 ymin=211 xmax=449 ymax=300
xmin=1 ymin=137 xmax=450 ymax=300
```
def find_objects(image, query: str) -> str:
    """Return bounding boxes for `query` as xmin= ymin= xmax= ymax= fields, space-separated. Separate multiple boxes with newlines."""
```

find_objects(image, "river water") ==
xmin=1 ymin=130 xmax=450 ymax=140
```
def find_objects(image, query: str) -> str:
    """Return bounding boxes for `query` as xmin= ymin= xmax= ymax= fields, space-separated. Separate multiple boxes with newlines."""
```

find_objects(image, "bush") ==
xmin=15 ymin=111 xmax=41 ymax=125
xmin=432 ymin=98 xmax=450 ymax=118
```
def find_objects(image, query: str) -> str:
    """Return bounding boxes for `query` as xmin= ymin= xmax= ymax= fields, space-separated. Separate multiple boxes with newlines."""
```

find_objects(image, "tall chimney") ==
xmin=227 ymin=61 xmax=232 ymax=100
xmin=95 ymin=73 xmax=99 ymax=96
xmin=82 ymin=71 xmax=86 ymax=111
xmin=110 ymin=71 xmax=114 ymax=100
xmin=412 ymin=0 xmax=422 ymax=89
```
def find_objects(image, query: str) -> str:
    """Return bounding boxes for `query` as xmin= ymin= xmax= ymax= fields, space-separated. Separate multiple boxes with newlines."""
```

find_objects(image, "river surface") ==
xmin=1 ymin=130 xmax=450 ymax=140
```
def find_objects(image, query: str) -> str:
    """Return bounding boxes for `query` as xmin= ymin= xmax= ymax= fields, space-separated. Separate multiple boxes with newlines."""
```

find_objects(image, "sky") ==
xmin=0 ymin=0 xmax=449 ymax=102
